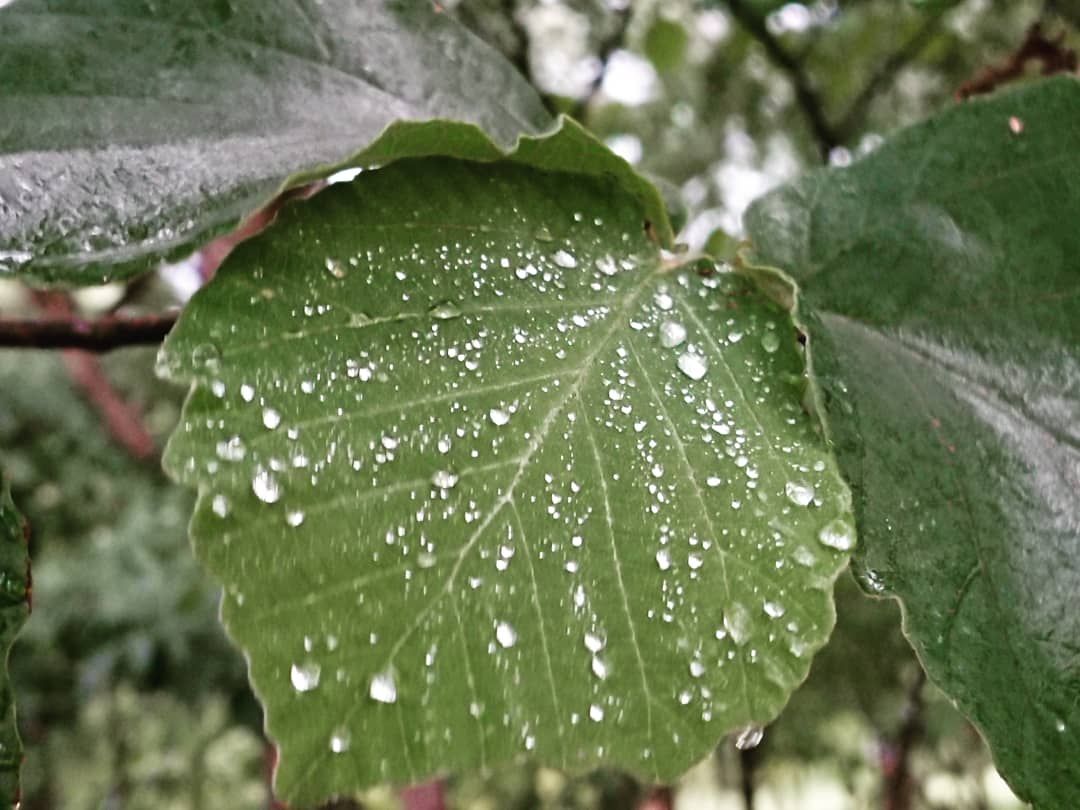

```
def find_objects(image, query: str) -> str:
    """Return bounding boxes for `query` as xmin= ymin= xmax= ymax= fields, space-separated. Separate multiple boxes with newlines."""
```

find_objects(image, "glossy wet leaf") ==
xmin=0 ymin=0 xmax=551 ymax=284
xmin=159 ymin=128 xmax=853 ymax=804
xmin=0 ymin=484 xmax=29 ymax=803
xmin=746 ymin=77 xmax=1080 ymax=808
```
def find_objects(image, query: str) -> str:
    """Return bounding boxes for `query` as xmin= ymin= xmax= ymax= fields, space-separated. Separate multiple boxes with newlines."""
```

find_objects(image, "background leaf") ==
xmin=0 ymin=483 xmax=29 ymax=804
xmin=745 ymin=76 xmax=1080 ymax=808
xmin=159 ymin=127 xmax=854 ymax=805
xmin=0 ymin=0 xmax=551 ymax=284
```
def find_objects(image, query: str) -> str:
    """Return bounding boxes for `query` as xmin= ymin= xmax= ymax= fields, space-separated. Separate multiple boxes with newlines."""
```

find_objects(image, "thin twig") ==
xmin=882 ymin=668 xmax=927 ymax=810
xmin=836 ymin=11 xmax=945 ymax=140
xmin=0 ymin=310 xmax=178 ymax=352
xmin=956 ymin=22 xmax=1078 ymax=100
xmin=725 ymin=0 xmax=840 ymax=160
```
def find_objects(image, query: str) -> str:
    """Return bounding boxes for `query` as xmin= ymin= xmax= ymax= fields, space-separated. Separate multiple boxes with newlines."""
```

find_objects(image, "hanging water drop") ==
xmin=734 ymin=726 xmax=764 ymax=750
xmin=677 ymin=351 xmax=709 ymax=381
xmin=290 ymin=661 xmax=321 ymax=693
xmin=818 ymin=518 xmax=856 ymax=551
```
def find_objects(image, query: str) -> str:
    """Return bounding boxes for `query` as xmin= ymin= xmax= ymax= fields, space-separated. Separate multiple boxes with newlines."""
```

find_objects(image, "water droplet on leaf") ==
xmin=369 ymin=669 xmax=398 ymax=704
xmin=659 ymin=320 xmax=687 ymax=348
xmin=252 ymin=466 xmax=282 ymax=504
xmin=677 ymin=351 xmax=708 ymax=381
xmin=290 ymin=661 xmax=321 ymax=692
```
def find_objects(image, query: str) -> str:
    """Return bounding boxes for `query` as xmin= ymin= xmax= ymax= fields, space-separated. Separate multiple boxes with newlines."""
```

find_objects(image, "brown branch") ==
xmin=956 ymin=22 xmax=1078 ymax=100
xmin=725 ymin=0 xmax=840 ymax=161
xmin=0 ymin=310 xmax=178 ymax=352
xmin=882 ymin=668 xmax=927 ymax=810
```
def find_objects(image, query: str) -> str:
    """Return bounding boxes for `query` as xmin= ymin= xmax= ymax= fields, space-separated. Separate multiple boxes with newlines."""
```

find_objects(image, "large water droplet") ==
xmin=553 ymin=249 xmax=577 ymax=269
xmin=659 ymin=320 xmax=687 ymax=348
xmin=677 ymin=351 xmax=708 ymax=381
xmin=290 ymin=661 xmax=321 ymax=692
xmin=369 ymin=669 xmax=398 ymax=704
xmin=763 ymin=601 xmax=785 ymax=619
xmin=655 ymin=548 xmax=672 ymax=571
xmin=429 ymin=301 xmax=462 ymax=320
xmin=761 ymin=332 xmax=781 ymax=353
xmin=262 ymin=408 xmax=282 ymax=430
xmin=489 ymin=408 xmax=511 ymax=426
xmin=252 ymin=466 xmax=282 ymax=504
xmin=588 ymin=704 xmax=605 ymax=722
xmin=785 ymin=480 xmax=815 ymax=507
xmin=734 ymin=726 xmax=764 ymax=750
xmin=329 ymin=726 xmax=352 ymax=753
xmin=325 ymin=257 xmax=347 ymax=279
xmin=495 ymin=621 xmax=517 ymax=648
xmin=818 ymin=518 xmax=855 ymax=551
xmin=584 ymin=632 xmax=605 ymax=653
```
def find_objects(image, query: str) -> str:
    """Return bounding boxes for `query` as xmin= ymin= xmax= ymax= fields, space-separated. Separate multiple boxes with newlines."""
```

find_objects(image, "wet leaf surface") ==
xmin=746 ymin=76 xmax=1080 ymax=808
xmin=0 ymin=0 xmax=551 ymax=284
xmin=160 ymin=127 xmax=853 ymax=804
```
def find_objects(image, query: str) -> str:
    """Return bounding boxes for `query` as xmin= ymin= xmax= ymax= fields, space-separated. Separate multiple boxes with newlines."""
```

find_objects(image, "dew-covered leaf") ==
xmin=0 ymin=0 xmax=551 ymax=284
xmin=745 ymin=77 xmax=1080 ymax=808
xmin=0 ymin=484 xmax=29 ymax=803
xmin=159 ymin=127 xmax=853 ymax=805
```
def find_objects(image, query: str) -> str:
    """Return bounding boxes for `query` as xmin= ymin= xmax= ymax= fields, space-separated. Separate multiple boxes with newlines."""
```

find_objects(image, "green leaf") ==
xmin=159 ymin=124 xmax=854 ymax=805
xmin=643 ymin=17 xmax=689 ymax=73
xmin=745 ymin=77 xmax=1080 ymax=808
xmin=0 ymin=484 xmax=29 ymax=803
xmin=0 ymin=0 xmax=551 ymax=285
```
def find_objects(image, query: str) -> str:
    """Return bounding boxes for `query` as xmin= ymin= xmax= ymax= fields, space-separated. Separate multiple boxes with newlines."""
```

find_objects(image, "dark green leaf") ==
xmin=746 ymin=77 xmax=1080 ymax=808
xmin=0 ymin=0 xmax=551 ymax=284
xmin=159 ymin=124 xmax=853 ymax=804
xmin=0 ymin=484 xmax=29 ymax=803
